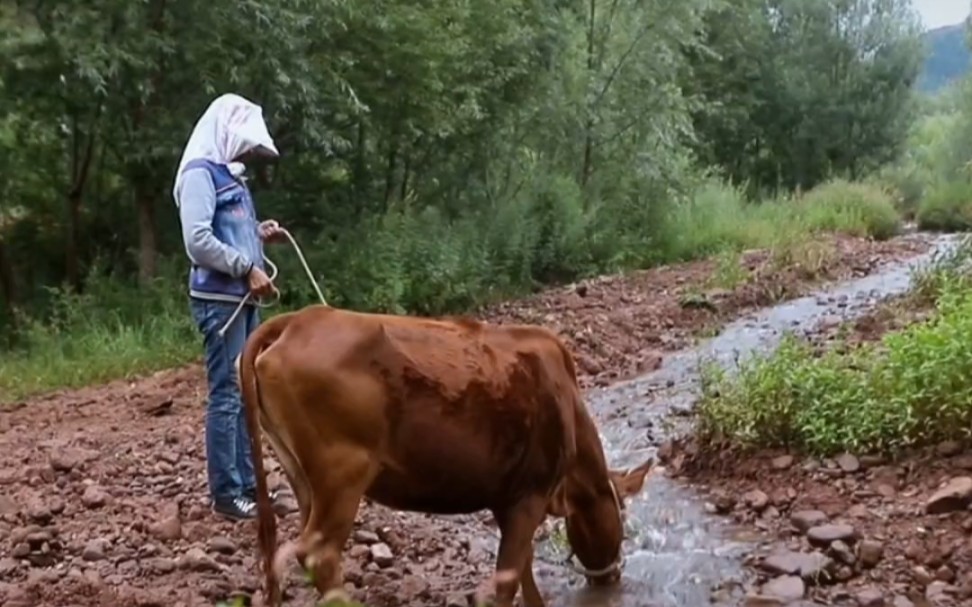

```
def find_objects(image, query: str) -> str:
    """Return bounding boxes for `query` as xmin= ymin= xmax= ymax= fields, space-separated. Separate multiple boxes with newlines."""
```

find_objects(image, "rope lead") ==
xmin=217 ymin=228 xmax=328 ymax=339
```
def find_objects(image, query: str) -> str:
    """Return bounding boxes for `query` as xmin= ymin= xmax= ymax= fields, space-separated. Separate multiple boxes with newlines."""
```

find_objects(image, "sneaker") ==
xmin=213 ymin=496 xmax=257 ymax=521
xmin=243 ymin=487 xmax=280 ymax=504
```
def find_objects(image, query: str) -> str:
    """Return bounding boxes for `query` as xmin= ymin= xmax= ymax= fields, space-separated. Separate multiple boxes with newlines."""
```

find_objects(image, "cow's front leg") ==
xmin=492 ymin=494 xmax=549 ymax=607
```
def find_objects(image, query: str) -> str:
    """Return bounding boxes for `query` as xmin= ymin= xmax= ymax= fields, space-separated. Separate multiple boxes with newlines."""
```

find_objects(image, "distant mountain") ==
xmin=918 ymin=23 xmax=970 ymax=93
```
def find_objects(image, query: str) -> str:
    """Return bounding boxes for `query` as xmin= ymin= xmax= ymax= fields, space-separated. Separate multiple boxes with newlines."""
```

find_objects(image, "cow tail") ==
xmin=239 ymin=311 xmax=292 ymax=607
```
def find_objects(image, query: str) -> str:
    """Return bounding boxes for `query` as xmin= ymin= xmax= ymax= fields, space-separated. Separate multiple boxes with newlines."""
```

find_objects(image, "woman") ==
xmin=173 ymin=93 xmax=284 ymax=521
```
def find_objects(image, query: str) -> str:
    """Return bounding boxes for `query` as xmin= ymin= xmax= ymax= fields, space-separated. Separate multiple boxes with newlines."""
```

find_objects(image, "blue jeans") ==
xmin=190 ymin=298 xmax=259 ymax=505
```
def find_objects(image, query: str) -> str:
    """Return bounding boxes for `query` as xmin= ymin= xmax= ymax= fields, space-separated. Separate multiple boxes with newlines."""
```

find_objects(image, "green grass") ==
xmin=696 ymin=237 xmax=972 ymax=457
xmin=0 ymin=177 xmax=907 ymax=405
xmin=916 ymin=179 xmax=972 ymax=232
xmin=661 ymin=178 xmax=902 ymax=263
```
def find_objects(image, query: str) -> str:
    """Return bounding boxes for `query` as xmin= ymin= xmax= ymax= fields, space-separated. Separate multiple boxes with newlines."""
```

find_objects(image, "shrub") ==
xmin=697 ymin=243 xmax=972 ymax=456
xmin=797 ymin=179 xmax=902 ymax=240
xmin=916 ymin=180 xmax=972 ymax=232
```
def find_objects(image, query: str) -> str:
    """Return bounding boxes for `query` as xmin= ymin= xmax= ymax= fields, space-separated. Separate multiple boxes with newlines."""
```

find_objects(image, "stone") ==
xmin=82 ymin=539 xmax=109 ymax=562
xmin=837 ymin=453 xmax=861 ymax=473
xmin=399 ymin=575 xmax=431 ymax=601
xmin=925 ymin=477 xmax=972 ymax=514
xmin=179 ymin=547 xmax=221 ymax=573
xmin=743 ymin=489 xmax=770 ymax=512
xmin=935 ymin=565 xmax=955 ymax=583
xmin=790 ymin=510 xmax=828 ymax=533
xmin=353 ymin=529 xmax=380 ymax=545
xmin=856 ymin=589 xmax=885 ymax=607
xmin=937 ymin=441 xmax=963 ymax=457
xmin=913 ymin=566 xmax=934 ymax=586
xmin=760 ymin=550 xmax=835 ymax=584
xmin=149 ymin=514 xmax=181 ymax=542
xmin=807 ymin=524 xmax=857 ymax=547
xmin=830 ymin=540 xmax=856 ymax=566
xmin=370 ymin=543 xmax=394 ymax=568
xmin=208 ymin=537 xmax=236 ymax=555
xmin=772 ymin=455 xmax=795 ymax=470
xmin=891 ymin=597 xmax=914 ymax=607
xmin=762 ymin=575 xmax=805 ymax=601
xmin=858 ymin=539 xmax=884 ymax=568
xmin=80 ymin=486 xmax=107 ymax=509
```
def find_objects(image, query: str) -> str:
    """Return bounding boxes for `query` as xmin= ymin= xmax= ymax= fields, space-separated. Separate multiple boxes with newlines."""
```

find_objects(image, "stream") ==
xmin=525 ymin=232 xmax=962 ymax=607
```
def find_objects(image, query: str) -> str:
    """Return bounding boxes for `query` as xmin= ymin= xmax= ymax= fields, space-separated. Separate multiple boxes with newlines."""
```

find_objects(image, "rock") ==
xmin=80 ymin=486 xmax=108 ymax=509
xmin=830 ymin=540 xmax=856 ymax=566
xmin=743 ymin=598 xmax=785 ymax=607
xmin=925 ymin=477 xmax=972 ymax=514
xmin=790 ymin=510 xmax=828 ymax=533
xmin=145 ymin=558 xmax=177 ymax=574
xmin=712 ymin=491 xmax=736 ymax=514
xmin=149 ymin=514 xmax=181 ymax=542
xmin=26 ymin=502 xmax=52 ymax=525
xmin=760 ymin=550 xmax=835 ymax=584
xmin=837 ymin=453 xmax=861 ymax=473
xmin=0 ymin=495 xmax=18 ymax=517
xmin=445 ymin=593 xmax=468 ymax=607
xmin=935 ymin=565 xmax=955 ymax=583
xmin=354 ymin=529 xmax=381 ymax=545
xmin=937 ymin=441 xmax=963 ymax=457
xmin=0 ymin=558 xmax=19 ymax=577
xmin=891 ymin=597 xmax=915 ymax=607
xmin=913 ymin=566 xmax=934 ymax=586
xmin=370 ymin=543 xmax=394 ymax=568
xmin=772 ymin=455 xmax=795 ymax=470
xmin=858 ymin=540 xmax=884 ymax=568
xmin=82 ymin=539 xmax=109 ymax=562
xmin=399 ymin=575 xmax=431 ymax=601
xmin=926 ymin=581 xmax=950 ymax=598
xmin=856 ymin=589 xmax=885 ymax=607
xmin=762 ymin=575 xmax=805 ymax=601
xmin=807 ymin=524 xmax=857 ymax=547
xmin=49 ymin=448 xmax=97 ymax=473
xmin=743 ymin=489 xmax=770 ymax=512
xmin=179 ymin=547 xmax=221 ymax=573
xmin=208 ymin=537 xmax=236 ymax=555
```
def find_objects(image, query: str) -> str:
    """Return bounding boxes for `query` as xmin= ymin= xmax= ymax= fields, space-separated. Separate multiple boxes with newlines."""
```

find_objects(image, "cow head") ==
xmin=551 ymin=459 xmax=652 ymax=586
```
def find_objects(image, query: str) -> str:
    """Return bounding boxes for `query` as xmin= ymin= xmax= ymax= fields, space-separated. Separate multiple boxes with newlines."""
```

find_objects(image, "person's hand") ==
xmin=247 ymin=266 xmax=278 ymax=299
xmin=258 ymin=219 xmax=287 ymax=244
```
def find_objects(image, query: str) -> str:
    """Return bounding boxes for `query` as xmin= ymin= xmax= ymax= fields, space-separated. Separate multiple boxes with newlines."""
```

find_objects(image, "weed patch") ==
xmin=916 ymin=180 xmax=972 ymax=232
xmin=696 ymin=237 xmax=972 ymax=457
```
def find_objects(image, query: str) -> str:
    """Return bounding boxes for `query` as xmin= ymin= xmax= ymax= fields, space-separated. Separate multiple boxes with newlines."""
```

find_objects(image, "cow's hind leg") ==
xmin=297 ymin=444 xmax=377 ymax=598
xmin=492 ymin=494 xmax=549 ymax=607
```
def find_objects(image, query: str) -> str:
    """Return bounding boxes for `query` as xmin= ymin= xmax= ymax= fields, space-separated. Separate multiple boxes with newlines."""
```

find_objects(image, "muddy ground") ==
xmin=670 ymin=267 xmax=972 ymax=607
xmin=0 ymin=231 xmax=941 ymax=607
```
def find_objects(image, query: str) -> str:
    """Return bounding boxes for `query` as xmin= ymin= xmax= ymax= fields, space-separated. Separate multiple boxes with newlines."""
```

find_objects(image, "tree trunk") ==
xmin=136 ymin=179 xmax=157 ymax=287
xmin=0 ymin=239 xmax=15 ymax=315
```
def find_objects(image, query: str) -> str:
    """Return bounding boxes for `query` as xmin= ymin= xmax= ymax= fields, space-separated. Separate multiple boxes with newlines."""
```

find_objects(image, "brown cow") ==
xmin=238 ymin=305 xmax=652 ymax=607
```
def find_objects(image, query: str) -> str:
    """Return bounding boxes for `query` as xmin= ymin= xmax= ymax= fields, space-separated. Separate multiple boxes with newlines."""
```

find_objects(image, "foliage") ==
xmin=916 ymin=180 xmax=972 ymax=232
xmin=697 ymin=237 xmax=972 ymax=456
xmin=0 ymin=0 xmax=936 ymax=398
xmin=685 ymin=0 xmax=925 ymax=194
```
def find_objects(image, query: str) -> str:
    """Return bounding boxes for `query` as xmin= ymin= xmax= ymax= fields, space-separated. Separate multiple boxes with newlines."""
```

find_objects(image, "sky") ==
xmin=913 ymin=0 xmax=970 ymax=30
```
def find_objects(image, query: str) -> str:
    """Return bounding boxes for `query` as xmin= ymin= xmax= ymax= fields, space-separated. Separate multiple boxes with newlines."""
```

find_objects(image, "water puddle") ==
xmin=529 ymin=233 xmax=961 ymax=606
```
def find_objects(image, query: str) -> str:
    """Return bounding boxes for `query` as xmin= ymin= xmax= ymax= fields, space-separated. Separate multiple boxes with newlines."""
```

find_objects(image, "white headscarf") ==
xmin=172 ymin=93 xmax=280 ymax=206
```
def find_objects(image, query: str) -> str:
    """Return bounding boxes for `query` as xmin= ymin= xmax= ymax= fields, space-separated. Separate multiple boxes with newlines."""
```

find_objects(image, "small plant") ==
xmin=697 ymin=253 xmax=972 ymax=457
xmin=707 ymin=249 xmax=748 ymax=290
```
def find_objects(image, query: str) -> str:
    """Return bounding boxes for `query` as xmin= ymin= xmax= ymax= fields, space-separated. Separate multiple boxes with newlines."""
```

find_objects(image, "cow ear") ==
xmin=612 ymin=459 xmax=653 ymax=499
xmin=546 ymin=482 xmax=572 ymax=518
